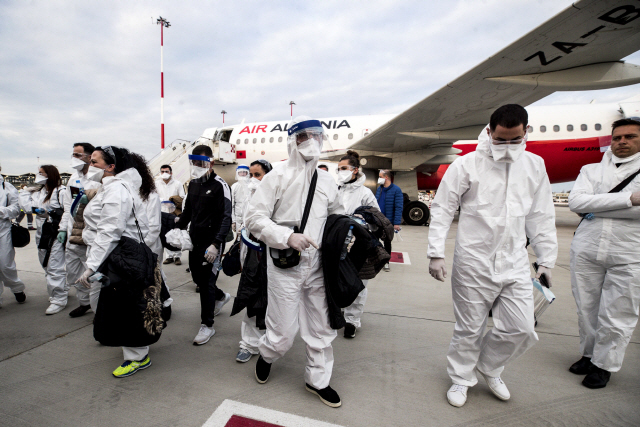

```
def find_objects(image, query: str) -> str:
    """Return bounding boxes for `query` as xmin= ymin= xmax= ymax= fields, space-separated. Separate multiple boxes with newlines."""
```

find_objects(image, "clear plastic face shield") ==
xmin=287 ymin=119 xmax=325 ymax=161
xmin=188 ymin=154 xmax=212 ymax=182
xmin=235 ymin=165 xmax=250 ymax=182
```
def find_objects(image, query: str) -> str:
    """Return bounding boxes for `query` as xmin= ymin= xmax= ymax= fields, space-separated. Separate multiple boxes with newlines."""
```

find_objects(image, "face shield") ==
xmin=287 ymin=119 xmax=325 ymax=161
xmin=189 ymin=154 xmax=212 ymax=182
xmin=235 ymin=165 xmax=250 ymax=182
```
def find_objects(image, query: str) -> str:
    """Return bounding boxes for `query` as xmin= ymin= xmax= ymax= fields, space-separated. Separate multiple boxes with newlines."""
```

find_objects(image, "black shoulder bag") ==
xmin=270 ymin=171 xmax=318 ymax=269
xmin=39 ymin=188 xmax=65 ymax=267
xmin=2 ymin=182 xmax=30 ymax=248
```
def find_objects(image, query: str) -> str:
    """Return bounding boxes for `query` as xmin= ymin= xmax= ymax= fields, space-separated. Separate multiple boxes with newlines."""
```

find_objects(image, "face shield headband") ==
xmin=189 ymin=154 xmax=212 ymax=182
xmin=235 ymin=165 xmax=250 ymax=180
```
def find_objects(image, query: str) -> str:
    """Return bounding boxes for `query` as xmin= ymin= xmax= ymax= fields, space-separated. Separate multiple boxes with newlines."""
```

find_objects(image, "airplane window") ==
xmin=527 ymin=125 xmax=533 ymax=133
xmin=236 ymin=139 xmax=241 ymax=144
xmin=567 ymin=124 xmax=574 ymax=132
xmin=269 ymin=137 xmax=274 ymax=143
xmin=253 ymin=138 xmax=257 ymax=144
xmin=348 ymin=133 xmax=353 ymax=139
xmin=540 ymin=126 xmax=546 ymax=133
xmin=244 ymin=139 xmax=249 ymax=144
xmin=581 ymin=124 xmax=587 ymax=131
xmin=553 ymin=125 xmax=560 ymax=132
xmin=278 ymin=137 xmax=283 ymax=142
xmin=595 ymin=123 xmax=602 ymax=131
xmin=261 ymin=138 xmax=265 ymax=143
xmin=333 ymin=134 xmax=338 ymax=140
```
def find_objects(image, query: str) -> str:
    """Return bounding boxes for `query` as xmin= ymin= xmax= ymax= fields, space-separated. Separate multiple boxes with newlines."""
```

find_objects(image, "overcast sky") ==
xmin=2 ymin=0 xmax=640 ymax=189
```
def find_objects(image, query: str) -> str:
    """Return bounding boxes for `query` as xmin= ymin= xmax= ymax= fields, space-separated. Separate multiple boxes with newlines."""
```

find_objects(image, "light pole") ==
xmin=289 ymin=101 xmax=295 ymax=118
xmin=157 ymin=16 xmax=170 ymax=149
xmin=221 ymin=110 xmax=227 ymax=125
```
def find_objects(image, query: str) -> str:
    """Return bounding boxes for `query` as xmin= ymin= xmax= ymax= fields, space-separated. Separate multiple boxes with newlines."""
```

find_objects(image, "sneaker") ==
xmin=255 ymin=355 xmax=271 ymax=384
xmin=69 ymin=304 xmax=91 ymax=318
xmin=214 ymin=292 xmax=231 ymax=316
xmin=14 ymin=292 xmax=26 ymax=304
xmin=447 ymin=384 xmax=468 ymax=407
xmin=384 ymin=263 xmax=390 ymax=272
xmin=478 ymin=370 xmax=510 ymax=401
xmin=305 ymin=383 xmax=342 ymax=408
xmin=193 ymin=324 xmax=215 ymax=345
xmin=163 ymin=258 xmax=174 ymax=265
xmin=344 ymin=323 xmax=356 ymax=339
xmin=582 ymin=366 xmax=611 ymax=389
xmin=112 ymin=355 xmax=151 ymax=378
xmin=569 ymin=356 xmax=596 ymax=375
xmin=174 ymin=257 xmax=182 ymax=266
xmin=45 ymin=302 xmax=66 ymax=315
xmin=236 ymin=349 xmax=254 ymax=363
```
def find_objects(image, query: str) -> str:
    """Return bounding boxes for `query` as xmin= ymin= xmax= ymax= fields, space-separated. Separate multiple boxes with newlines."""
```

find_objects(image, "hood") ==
xmin=116 ymin=168 xmax=143 ymax=192
xmin=475 ymin=124 xmax=528 ymax=160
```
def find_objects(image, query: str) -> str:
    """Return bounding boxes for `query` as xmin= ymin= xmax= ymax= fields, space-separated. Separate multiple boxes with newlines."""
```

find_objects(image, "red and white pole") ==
xmin=221 ymin=110 xmax=227 ymax=124
xmin=290 ymin=101 xmax=295 ymax=118
xmin=157 ymin=17 xmax=170 ymax=149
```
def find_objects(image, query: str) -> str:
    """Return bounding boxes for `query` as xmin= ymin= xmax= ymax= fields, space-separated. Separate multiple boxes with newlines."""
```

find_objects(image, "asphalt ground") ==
xmin=0 ymin=206 xmax=638 ymax=427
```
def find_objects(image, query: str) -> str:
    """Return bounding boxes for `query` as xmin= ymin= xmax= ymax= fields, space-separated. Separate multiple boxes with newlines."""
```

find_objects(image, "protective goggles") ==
xmin=490 ymin=137 xmax=525 ymax=145
xmin=336 ymin=165 xmax=355 ymax=172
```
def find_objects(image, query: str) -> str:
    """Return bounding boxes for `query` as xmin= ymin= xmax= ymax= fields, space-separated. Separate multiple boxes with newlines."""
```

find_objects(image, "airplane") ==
xmin=148 ymin=0 xmax=640 ymax=226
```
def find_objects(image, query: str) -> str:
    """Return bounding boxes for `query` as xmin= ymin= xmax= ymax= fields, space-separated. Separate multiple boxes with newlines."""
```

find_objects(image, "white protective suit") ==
xmin=34 ymin=185 xmax=68 ymax=306
xmin=142 ymin=190 xmax=173 ymax=308
xmin=244 ymin=118 xmax=345 ymax=389
xmin=18 ymin=188 xmax=33 ymax=213
xmin=569 ymin=148 xmax=640 ymax=372
xmin=427 ymin=128 xmax=557 ymax=387
xmin=155 ymin=177 xmax=185 ymax=260
xmin=83 ymin=167 xmax=150 ymax=360
xmin=61 ymin=170 xmax=101 ymax=307
xmin=0 ymin=176 xmax=26 ymax=305
xmin=232 ymin=166 xmax=251 ymax=231
xmin=339 ymin=171 xmax=379 ymax=328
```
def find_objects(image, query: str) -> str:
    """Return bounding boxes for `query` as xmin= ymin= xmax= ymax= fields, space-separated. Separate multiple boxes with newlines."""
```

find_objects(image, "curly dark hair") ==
xmin=130 ymin=152 xmax=156 ymax=202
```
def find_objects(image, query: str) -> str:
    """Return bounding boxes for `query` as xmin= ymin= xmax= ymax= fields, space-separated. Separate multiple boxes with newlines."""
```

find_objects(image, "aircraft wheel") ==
xmin=403 ymin=201 xmax=429 ymax=226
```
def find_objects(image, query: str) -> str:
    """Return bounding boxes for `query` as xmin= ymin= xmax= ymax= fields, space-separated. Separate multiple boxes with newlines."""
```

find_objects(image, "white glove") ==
xmin=76 ymin=268 xmax=94 ymax=289
xmin=232 ymin=223 xmax=236 ymax=232
xmin=287 ymin=233 xmax=319 ymax=252
xmin=429 ymin=258 xmax=447 ymax=282
xmin=204 ymin=244 xmax=219 ymax=263
xmin=536 ymin=265 xmax=553 ymax=288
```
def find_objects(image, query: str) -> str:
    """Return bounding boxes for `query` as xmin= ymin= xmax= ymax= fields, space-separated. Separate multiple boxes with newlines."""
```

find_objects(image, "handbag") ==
xmin=222 ymin=238 xmax=242 ymax=276
xmin=2 ymin=182 xmax=32 ymax=248
xmin=270 ymin=171 xmax=318 ymax=269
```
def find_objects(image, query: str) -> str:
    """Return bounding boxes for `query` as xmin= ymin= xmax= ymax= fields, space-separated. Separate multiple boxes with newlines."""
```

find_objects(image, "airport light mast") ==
xmin=221 ymin=110 xmax=227 ymax=124
xmin=157 ymin=16 xmax=170 ymax=149
xmin=289 ymin=101 xmax=295 ymax=117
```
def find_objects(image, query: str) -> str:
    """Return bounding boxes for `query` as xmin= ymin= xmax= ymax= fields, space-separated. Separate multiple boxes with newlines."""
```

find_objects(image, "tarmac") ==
xmin=0 ymin=206 xmax=639 ymax=427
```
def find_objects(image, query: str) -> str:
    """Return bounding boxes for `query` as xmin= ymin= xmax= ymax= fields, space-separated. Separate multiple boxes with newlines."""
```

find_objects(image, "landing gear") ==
xmin=403 ymin=201 xmax=430 ymax=226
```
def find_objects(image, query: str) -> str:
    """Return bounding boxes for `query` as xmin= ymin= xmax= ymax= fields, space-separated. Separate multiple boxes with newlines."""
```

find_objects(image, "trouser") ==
xmin=122 ymin=346 xmax=149 ymax=362
xmin=38 ymin=240 xmax=68 ymax=306
xmin=571 ymin=251 xmax=640 ymax=372
xmin=384 ymin=240 xmax=392 ymax=258
xmin=447 ymin=265 xmax=538 ymax=387
xmin=240 ymin=312 xmax=264 ymax=354
xmin=0 ymin=224 xmax=26 ymax=305
xmin=16 ymin=211 xmax=33 ymax=226
xmin=189 ymin=243 xmax=225 ymax=327
xmin=344 ymin=280 xmax=368 ymax=328
xmin=165 ymin=248 xmax=181 ymax=260
xmin=65 ymin=242 xmax=90 ymax=306
xmin=259 ymin=251 xmax=336 ymax=389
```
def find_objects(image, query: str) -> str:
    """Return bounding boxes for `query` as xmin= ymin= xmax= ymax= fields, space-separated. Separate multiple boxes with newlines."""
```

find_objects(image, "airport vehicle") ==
xmin=149 ymin=0 xmax=640 ymax=226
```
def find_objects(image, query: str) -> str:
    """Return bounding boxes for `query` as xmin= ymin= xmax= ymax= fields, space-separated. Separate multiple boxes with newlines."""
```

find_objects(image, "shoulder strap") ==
xmin=120 ymin=183 xmax=145 ymax=244
xmin=609 ymin=167 xmax=640 ymax=193
xmin=299 ymin=171 xmax=318 ymax=234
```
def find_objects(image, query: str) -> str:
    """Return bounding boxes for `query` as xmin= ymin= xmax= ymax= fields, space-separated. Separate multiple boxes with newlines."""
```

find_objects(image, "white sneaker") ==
xmin=447 ymin=384 xmax=468 ymax=407
xmin=479 ymin=371 xmax=510 ymax=401
xmin=384 ymin=263 xmax=390 ymax=272
xmin=214 ymin=292 xmax=231 ymax=316
xmin=45 ymin=303 xmax=65 ymax=315
xmin=193 ymin=324 xmax=215 ymax=345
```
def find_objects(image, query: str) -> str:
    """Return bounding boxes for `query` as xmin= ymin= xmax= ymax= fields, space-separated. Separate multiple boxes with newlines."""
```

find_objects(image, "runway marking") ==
xmin=203 ymin=400 xmax=344 ymax=427
xmin=389 ymin=251 xmax=410 ymax=265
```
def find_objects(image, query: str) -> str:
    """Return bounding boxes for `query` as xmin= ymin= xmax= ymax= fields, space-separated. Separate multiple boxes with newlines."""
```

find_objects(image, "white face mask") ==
xmin=70 ymin=157 xmax=86 ymax=170
xmin=191 ymin=166 xmax=209 ymax=180
xmin=338 ymin=170 xmax=354 ymax=183
xmin=86 ymin=165 xmax=105 ymax=183
xmin=490 ymin=142 xmax=526 ymax=163
xmin=377 ymin=177 xmax=386 ymax=185
xmin=35 ymin=174 xmax=47 ymax=184
xmin=161 ymin=173 xmax=171 ymax=180
xmin=248 ymin=177 xmax=260 ymax=191
xmin=297 ymin=139 xmax=321 ymax=161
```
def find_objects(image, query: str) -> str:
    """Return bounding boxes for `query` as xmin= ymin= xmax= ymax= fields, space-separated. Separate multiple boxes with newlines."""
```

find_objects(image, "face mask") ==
xmin=490 ymin=142 xmax=526 ymax=163
xmin=70 ymin=157 xmax=86 ymax=170
xmin=338 ymin=170 xmax=354 ymax=183
xmin=35 ymin=174 xmax=47 ymax=184
xmin=248 ymin=177 xmax=260 ymax=191
xmin=161 ymin=173 xmax=171 ymax=180
xmin=191 ymin=166 xmax=209 ymax=180
xmin=297 ymin=139 xmax=320 ymax=161
xmin=377 ymin=177 xmax=386 ymax=185
xmin=237 ymin=174 xmax=249 ymax=183
xmin=86 ymin=165 xmax=105 ymax=183
xmin=612 ymin=151 xmax=640 ymax=164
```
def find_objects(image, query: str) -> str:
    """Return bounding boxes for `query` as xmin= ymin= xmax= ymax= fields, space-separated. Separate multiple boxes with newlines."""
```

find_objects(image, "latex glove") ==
xmin=429 ymin=258 xmax=447 ymax=282
xmin=204 ymin=244 xmax=219 ymax=263
xmin=631 ymin=191 xmax=640 ymax=206
xmin=232 ymin=223 xmax=236 ymax=232
xmin=536 ymin=265 xmax=553 ymax=288
xmin=56 ymin=231 xmax=67 ymax=244
xmin=76 ymin=268 xmax=94 ymax=289
xmin=287 ymin=233 xmax=319 ymax=252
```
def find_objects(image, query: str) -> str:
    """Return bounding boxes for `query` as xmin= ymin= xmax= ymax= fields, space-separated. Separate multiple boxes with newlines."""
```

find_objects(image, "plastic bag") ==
xmin=165 ymin=229 xmax=193 ymax=251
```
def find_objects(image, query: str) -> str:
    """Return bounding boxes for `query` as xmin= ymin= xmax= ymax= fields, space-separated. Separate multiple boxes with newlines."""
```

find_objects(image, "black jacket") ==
xmin=322 ymin=214 xmax=372 ymax=329
xmin=230 ymin=238 xmax=268 ymax=330
xmin=177 ymin=172 xmax=232 ymax=247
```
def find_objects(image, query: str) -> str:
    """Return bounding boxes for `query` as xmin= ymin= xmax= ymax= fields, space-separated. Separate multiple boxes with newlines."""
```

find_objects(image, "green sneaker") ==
xmin=112 ymin=356 xmax=151 ymax=378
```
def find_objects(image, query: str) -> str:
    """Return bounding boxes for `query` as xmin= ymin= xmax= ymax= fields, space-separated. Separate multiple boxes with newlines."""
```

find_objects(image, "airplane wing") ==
xmin=350 ymin=0 xmax=640 ymax=168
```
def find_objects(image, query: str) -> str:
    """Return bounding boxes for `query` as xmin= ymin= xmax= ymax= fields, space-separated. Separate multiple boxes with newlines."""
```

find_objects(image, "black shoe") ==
xmin=174 ymin=258 xmax=182 ymax=266
xmin=305 ymin=383 xmax=342 ymax=408
xmin=163 ymin=258 xmax=174 ymax=265
xmin=569 ymin=356 xmax=596 ymax=375
xmin=195 ymin=286 xmax=200 ymax=293
xmin=582 ymin=366 xmax=611 ymax=389
xmin=344 ymin=323 xmax=356 ymax=339
xmin=186 ymin=267 xmax=190 ymax=273
xmin=69 ymin=304 xmax=91 ymax=318
xmin=255 ymin=355 xmax=271 ymax=384
xmin=14 ymin=292 xmax=26 ymax=304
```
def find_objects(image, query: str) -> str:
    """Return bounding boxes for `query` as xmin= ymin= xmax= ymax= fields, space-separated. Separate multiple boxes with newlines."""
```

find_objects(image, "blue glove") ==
xmin=56 ymin=231 xmax=67 ymax=244
xmin=34 ymin=208 xmax=45 ymax=214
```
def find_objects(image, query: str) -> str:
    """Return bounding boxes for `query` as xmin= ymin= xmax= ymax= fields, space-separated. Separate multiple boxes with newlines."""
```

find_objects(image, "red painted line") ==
xmin=225 ymin=415 xmax=283 ymax=427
